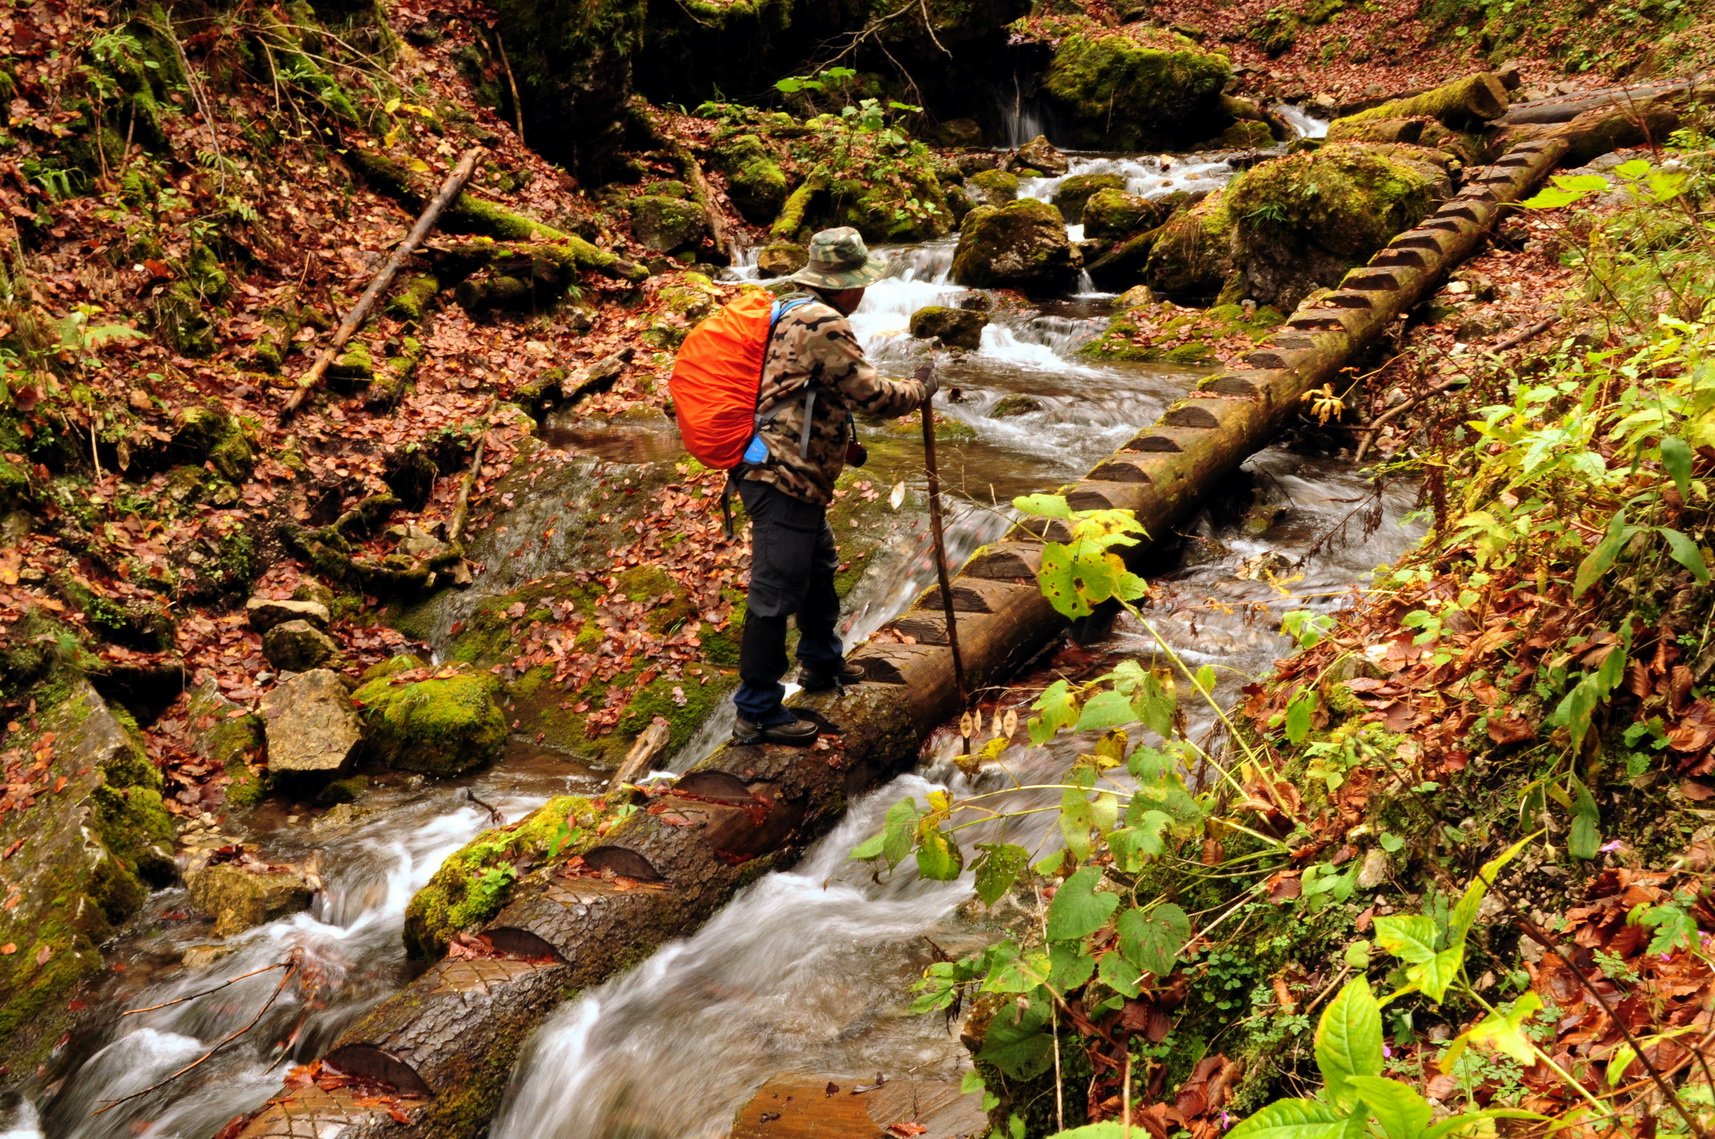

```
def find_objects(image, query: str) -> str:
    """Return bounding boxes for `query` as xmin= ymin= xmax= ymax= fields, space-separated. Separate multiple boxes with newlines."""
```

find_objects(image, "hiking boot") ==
xmin=798 ymin=659 xmax=866 ymax=692
xmin=732 ymin=714 xmax=821 ymax=747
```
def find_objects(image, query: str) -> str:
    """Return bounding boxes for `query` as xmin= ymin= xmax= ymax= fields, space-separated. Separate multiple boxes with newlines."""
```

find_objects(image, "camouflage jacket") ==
xmin=741 ymin=293 xmax=927 ymax=506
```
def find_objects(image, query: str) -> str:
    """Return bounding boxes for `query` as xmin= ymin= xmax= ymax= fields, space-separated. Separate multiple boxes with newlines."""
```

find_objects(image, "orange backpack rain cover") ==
xmin=668 ymin=290 xmax=778 ymax=470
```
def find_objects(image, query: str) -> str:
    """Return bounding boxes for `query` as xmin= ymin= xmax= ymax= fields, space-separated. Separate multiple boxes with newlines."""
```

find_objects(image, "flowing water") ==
xmin=8 ymin=126 xmax=1392 ymax=1137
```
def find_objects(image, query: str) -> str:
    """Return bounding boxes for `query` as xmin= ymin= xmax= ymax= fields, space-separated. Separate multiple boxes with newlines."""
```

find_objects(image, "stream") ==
xmin=3 ymin=127 xmax=1421 ymax=1139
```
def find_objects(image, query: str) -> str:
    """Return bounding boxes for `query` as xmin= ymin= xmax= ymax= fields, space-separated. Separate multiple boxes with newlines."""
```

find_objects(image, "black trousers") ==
xmin=733 ymin=479 xmax=843 ymax=722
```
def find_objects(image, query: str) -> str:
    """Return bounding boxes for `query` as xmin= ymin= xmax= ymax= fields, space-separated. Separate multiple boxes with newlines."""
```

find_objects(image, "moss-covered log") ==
xmin=1335 ymin=71 xmax=1510 ymax=130
xmin=235 ymin=131 xmax=1595 ymax=1138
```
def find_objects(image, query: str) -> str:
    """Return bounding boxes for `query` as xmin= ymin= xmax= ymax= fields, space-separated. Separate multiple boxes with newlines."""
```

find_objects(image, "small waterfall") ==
xmin=1002 ymin=72 xmax=1048 ymax=147
xmin=1273 ymin=103 xmax=1330 ymax=139
xmin=1017 ymin=152 xmax=1241 ymax=205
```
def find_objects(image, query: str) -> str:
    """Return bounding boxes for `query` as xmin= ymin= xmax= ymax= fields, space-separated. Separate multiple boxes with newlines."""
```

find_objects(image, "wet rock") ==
xmin=966 ymin=168 xmax=1018 ymax=206
xmin=1041 ymin=30 xmax=1231 ymax=150
xmin=1082 ymin=187 xmax=1164 ymax=242
xmin=352 ymin=660 xmax=507 ymax=776
xmin=951 ymin=199 xmax=1078 ymax=295
xmin=1007 ymin=134 xmax=1067 ymax=176
xmin=0 ymin=677 xmax=175 ymax=1068
xmin=908 ymin=305 xmax=988 ymax=351
xmin=260 ymin=668 xmax=362 ymax=775
xmin=630 ymin=194 xmax=707 ymax=253
xmin=246 ymin=596 xmax=332 ymax=633
xmin=181 ymin=943 xmax=237 ymax=970
xmin=1052 ymin=172 xmax=1125 ymax=225
xmin=263 ymin=618 xmax=341 ymax=673
xmin=993 ymin=394 xmax=1043 ymax=417
xmin=185 ymin=859 xmax=316 ymax=936
xmin=756 ymin=240 xmax=807 ymax=277
xmin=1357 ymin=846 xmax=1393 ymax=890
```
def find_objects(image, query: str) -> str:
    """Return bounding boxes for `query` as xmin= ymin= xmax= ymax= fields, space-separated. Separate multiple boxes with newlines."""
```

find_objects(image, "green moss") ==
xmin=330 ymin=340 xmax=375 ymax=383
xmin=951 ymin=199 xmax=1076 ymax=294
xmin=403 ymin=794 xmax=603 ymax=958
xmin=386 ymin=274 xmax=441 ymax=323
xmin=614 ymin=664 xmax=725 ymax=751
xmin=1226 ymin=143 xmax=1445 ymax=262
xmin=770 ymin=175 xmax=824 ymax=240
xmin=1052 ymin=172 xmax=1125 ymax=224
xmin=968 ymin=168 xmax=1019 ymax=206
xmin=1040 ymin=29 xmax=1232 ymax=150
xmin=352 ymin=665 xmax=508 ymax=776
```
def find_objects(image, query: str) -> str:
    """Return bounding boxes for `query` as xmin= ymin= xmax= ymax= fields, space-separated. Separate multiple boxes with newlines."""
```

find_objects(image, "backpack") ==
xmin=669 ymin=292 xmax=811 ymax=470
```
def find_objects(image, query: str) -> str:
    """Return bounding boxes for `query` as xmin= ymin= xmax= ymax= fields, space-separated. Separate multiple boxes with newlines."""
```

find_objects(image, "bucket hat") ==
xmin=790 ymin=226 xmax=888 ymax=289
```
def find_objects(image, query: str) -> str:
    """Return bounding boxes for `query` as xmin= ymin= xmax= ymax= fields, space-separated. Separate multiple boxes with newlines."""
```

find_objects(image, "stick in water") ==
xmin=919 ymin=350 xmax=968 ymax=707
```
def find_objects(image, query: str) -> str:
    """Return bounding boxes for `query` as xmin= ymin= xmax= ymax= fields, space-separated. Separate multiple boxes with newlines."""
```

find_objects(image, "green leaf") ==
xmin=1038 ymin=542 xmax=1093 ymax=618
xmin=1315 ymin=978 xmax=1384 ymax=1104
xmin=916 ymin=827 xmax=964 ymax=880
xmin=1345 ymin=1076 xmax=1432 ymax=1139
xmin=881 ymin=798 xmax=920 ymax=869
xmin=1421 ymin=1110 xmax=1546 ymax=1139
xmin=1013 ymin=493 xmax=1073 ymax=520
xmin=1045 ymin=1125 xmax=1133 ymax=1139
xmin=1108 ymin=812 xmax=1170 ymax=872
xmin=1659 ymin=527 xmax=1711 ymax=584
xmin=1115 ymin=902 xmax=1190 ymax=976
xmin=1372 ymin=914 xmax=1438 ymax=965
xmin=1458 ymin=992 xmax=1543 ymax=1066
xmin=1448 ymin=835 xmax=1531 ymax=947
xmin=1553 ymin=172 xmax=1612 ymax=193
xmin=1573 ymin=510 xmax=1634 ymax=597
xmin=1285 ymin=687 xmax=1316 ymax=745
xmin=978 ymin=997 xmax=1056 ymax=1079
xmin=1133 ymin=670 xmax=1176 ymax=738
xmin=1097 ymin=949 xmax=1144 ymax=997
xmin=1045 ymin=866 xmax=1118 ymax=941
xmin=849 ymin=832 xmax=885 ymax=861
xmin=1076 ymin=689 xmax=1136 ymax=732
xmin=1567 ymin=778 xmax=1600 ymax=860
xmin=1519 ymin=185 xmax=1586 ymax=209
xmin=1224 ymin=1098 xmax=1352 ymax=1139
xmin=1612 ymin=158 xmax=1652 ymax=179
xmin=1048 ymin=941 xmax=1096 ymax=990
xmin=974 ymin=842 xmax=1029 ymax=906
xmin=1029 ymin=679 xmax=1079 ymax=745
xmin=1661 ymin=435 xmax=1692 ymax=498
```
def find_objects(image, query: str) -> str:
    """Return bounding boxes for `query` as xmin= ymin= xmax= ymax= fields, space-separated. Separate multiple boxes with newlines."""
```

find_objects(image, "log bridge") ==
xmin=234 ymin=91 xmax=1678 ymax=1138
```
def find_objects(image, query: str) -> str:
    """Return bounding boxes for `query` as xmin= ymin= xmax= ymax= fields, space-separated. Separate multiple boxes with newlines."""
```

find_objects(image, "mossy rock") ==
xmin=174 ymin=404 xmax=257 ymax=483
xmin=403 ymin=794 xmax=604 ymax=958
xmin=1223 ymin=142 xmax=1449 ymax=308
xmin=714 ymin=134 xmax=788 ymax=224
xmin=630 ymin=194 xmax=707 ymax=253
xmin=909 ymin=305 xmax=988 ymax=351
xmin=1041 ymin=29 xmax=1232 ymax=150
xmin=1082 ymin=187 xmax=1164 ymax=242
xmin=1052 ymin=173 xmax=1125 ymax=225
xmin=1143 ymin=192 xmax=1237 ymax=302
xmin=756 ymin=240 xmax=807 ymax=277
xmin=1083 ymin=300 xmax=1284 ymax=363
xmin=352 ymin=662 xmax=508 ymax=776
xmin=951 ymin=200 xmax=1077 ymax=295
xmin=1217 ymin=119 xmax=1276 ymax=149
xmin=993 ymin=394 xmax=1043 ymax=418
xmin=968 ymin=168 xmax=1019 ymax=206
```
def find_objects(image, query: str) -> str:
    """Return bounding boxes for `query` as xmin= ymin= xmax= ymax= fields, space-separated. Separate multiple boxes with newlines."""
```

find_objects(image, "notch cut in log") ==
xmin=282 ymin=148 xmax=482 ymax=419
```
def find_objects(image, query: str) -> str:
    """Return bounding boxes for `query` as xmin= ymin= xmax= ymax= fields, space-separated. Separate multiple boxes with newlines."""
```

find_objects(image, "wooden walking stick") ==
xmin=920 ymin=350 xmax=968 ymax=708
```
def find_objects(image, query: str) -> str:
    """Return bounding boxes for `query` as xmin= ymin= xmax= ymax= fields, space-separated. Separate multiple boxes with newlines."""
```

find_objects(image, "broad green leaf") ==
xmin=882 ymin=798 xmax=920 ymax=868
xmin=1554 ymin=172 xmax=1611 ymax=193
xmin=1421 ymin=1110 xmax=1546 ymax=1139
xmin=1612 ymin=158 xmax=1652 ymax=179
xmin=1345 ymin=1076 xmax=1432 ymax=1139
xmin=1108 ymin=812 xmax=1170 ymax=872
xmin=1060 ymin=786 xmax=1096 ymax=862
xmin=1097 ymin=949 xmax=1144 ymax=997
xmin=1045 ymin=866 xmax=1118 ymax=941
xmin=1315 ymin=978 xmax=1384 ymax=1104
xmin=978 ymin=997 xmax=1056 ymax=1079
xmin=1606 ymin=1043 xmax=1638 ymax=1088
xmin=1029 ymin=680 xmax=1078 ymax=744
xmin=1659 ymin=527 xmax=1711 ymax=584
xmin=1458 ymin=992 xmax=1543 ymax=1065
xmin=1037 ymin=542 xmax=1092 ymax=618
xmin=1134 ymin=670 xmax=1176 ymax=738
xmin=1048 ymin=941 xmax=1096 ymax=991
xmin=974 ymin=842 xmax=1029 ymax=906
xmin=1224 ymin=1098 xmax=1352 ymax=1139
xmin=1013 ymin=493 xmax=1074 ymax=520
xmin=916 ymin=827 xmax=964 ymax=880
xmin=849 ymin=832 xmax=885 ymax=860
xmin=1372 ymin=914 xmax=1438 ymax=965
xmin=982 ymin=943 xmax=1048 ymax=993
xmin=1661 ymin=435 xmax=1693 ymax=498
xmin=1116 ymin=902 xmax=1190 ymax=976
xmin=1076 ymin=689 xmax=1137 ymax=732
xmin=1045 ymin=1124 xmax=1133 ymax=1139
xmin=1567 ymin=778 xmax=1600 ymax=860
xmin=1519 ymin=185 xmax=1585 ymax=209
xmin=1285 ymin=687 xmax=1316 ymax=745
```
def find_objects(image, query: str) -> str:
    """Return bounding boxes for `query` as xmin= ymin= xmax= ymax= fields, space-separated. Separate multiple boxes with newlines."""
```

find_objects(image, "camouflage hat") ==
xmin=790 ymin=226 xmax=888 ymax=290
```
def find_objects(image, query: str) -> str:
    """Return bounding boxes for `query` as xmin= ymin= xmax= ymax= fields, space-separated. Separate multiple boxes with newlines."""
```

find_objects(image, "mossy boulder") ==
xmin=756 ymin=240 xmax=807 ymax=277
xmin=909 ymin=305 xmax=988 ymax=351
xmin=1008 ymin=134 xmax=1068 ymax=177
xmin=951 ymin=200 xmax=1078 ymax=295
xmin=185 ymin=861 xmax=315 ymax=936
xmin=713 ymin=134 xmax=788 ymax=224
xmin=1041 ymin=29 xmax=1232 ymax=150
xmin=630 ymin=194 xmax=707 ymax=253
xmin=1053 ymin=173 xmax=1125 ymax=225
xmin=1223 ymin=142 xmax=1450 ymax=307
xmin=1083 ymin=300 xmax=1285 ymax=364
xmin=174 ymin=404 xmax=256 ymax=483
xmin=968 ymin=168 xmax=1020 ymax=206
xmin=262 ymin=619 xmax=340 ymax=673
xmin=0 ymin=677 xmax=174 ymax=1070
xmin=1143 ymin=192 xmax=1237 ymax=301
xmin=403 ymin=794 xmax=605 ymax=958
xmin=352 ymin=661 xmax=507 ymax=776
xmin=1082 ymin=188 xmax=1164 ymax=242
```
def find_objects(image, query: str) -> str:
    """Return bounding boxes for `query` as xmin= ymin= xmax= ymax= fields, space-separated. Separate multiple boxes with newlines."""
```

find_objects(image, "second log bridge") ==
xmin=237 ymin=132 xmax=1579 ymax=1137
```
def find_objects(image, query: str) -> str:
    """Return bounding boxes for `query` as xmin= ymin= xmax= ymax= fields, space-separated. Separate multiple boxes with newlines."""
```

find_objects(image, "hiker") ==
xmin=732 ymin=227 xmax=934 ymax=746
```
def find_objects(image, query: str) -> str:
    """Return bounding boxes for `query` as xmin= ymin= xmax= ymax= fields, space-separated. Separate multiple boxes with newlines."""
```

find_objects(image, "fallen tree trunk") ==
xmin=235 ymin=122 xmax=1632 ymax=1139
xmin=282 ymin=148 xmax=480 ymax=419
xmin=1496 ymin=73 xmax=1710 ymax=126
xmin=1335 ymin=71 xmax=1511 ymax=130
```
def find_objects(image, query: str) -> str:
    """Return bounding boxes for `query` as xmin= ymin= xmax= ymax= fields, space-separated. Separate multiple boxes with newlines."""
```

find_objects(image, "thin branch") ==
xmin=120 ymin=959 xmax=292 ymax=1018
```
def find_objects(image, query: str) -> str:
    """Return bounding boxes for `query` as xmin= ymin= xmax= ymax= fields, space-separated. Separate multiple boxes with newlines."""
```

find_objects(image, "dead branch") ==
xmin=494 ymin=34 xmax=526 ymax=146
xmin=120 ymin=959 xmax=293 ymax=1018
xmin=447 ymin=397 xmax=494 ymax=545
xmin=283 ymin=147 xmax=483 ymax=419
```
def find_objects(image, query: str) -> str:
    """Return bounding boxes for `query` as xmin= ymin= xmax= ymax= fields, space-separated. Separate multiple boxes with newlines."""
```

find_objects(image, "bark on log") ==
xmin=1336 ymin=71 xmax=1511 ymax=130
xmin=1496 ymin=74 xmax=1711 ymax=125
xmin=283 ymin=148 xmax=481 ymax=419
xmin=235 ymin=122 xmax=1634 ymax=1139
